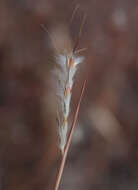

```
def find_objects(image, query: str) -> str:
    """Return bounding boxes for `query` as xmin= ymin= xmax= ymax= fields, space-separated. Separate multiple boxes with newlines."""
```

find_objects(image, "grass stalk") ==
xmin=53 ymin=79 xmax=86 ymax=190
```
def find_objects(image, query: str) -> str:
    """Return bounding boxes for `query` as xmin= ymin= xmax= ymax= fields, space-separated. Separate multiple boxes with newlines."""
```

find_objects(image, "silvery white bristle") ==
xmin=54 ymin=52 xmax=84 ymax=154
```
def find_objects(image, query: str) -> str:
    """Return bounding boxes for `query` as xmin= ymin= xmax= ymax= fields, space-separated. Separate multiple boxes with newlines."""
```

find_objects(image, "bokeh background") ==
xmin=0 ymin=0 xmax=138 ymax=189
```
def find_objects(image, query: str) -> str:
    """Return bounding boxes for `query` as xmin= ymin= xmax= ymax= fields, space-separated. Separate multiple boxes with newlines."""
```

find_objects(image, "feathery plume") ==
xmin=40 ymin=14 xmax=85 ymax=154
xmin=54 ymin=52 xmax=84 ymax=154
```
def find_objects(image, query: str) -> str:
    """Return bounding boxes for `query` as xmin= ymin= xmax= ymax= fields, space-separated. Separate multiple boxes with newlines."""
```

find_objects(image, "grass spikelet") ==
xmin=41 ymin=11 xmax=86 ymax=190
xmin=55 ymin=52 xmax=84 ymax=154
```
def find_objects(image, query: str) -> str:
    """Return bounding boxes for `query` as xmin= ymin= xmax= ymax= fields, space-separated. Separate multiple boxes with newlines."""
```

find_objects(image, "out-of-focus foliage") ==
xmin=0 ymin=0 xmax=138 ymax=189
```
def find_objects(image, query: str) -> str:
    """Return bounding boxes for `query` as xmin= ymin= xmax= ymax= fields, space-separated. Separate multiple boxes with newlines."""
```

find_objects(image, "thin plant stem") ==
xmin=53 ymin=79 xmax=86 ymax=190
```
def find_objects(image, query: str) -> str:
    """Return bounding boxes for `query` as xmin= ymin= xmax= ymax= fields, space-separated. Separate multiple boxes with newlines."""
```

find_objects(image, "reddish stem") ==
xmin=53 ymin=79 xmax=86 ymax=190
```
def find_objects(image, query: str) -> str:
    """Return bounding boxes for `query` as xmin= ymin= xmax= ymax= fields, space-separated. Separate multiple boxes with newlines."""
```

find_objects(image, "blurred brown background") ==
xmin=0 ymin=0 xmax=138 ymax=189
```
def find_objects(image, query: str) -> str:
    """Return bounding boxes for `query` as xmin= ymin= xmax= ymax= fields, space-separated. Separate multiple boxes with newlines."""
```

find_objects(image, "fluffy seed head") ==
xmin=54 ymin=52 xmax=84 ymax=154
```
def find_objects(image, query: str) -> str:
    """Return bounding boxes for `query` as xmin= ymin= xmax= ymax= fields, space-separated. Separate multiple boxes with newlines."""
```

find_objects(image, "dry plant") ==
xmin=53 ymin=14 xmax=86 ymax=190
xmin=41 ymin=11 xmax=86 ymax=190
